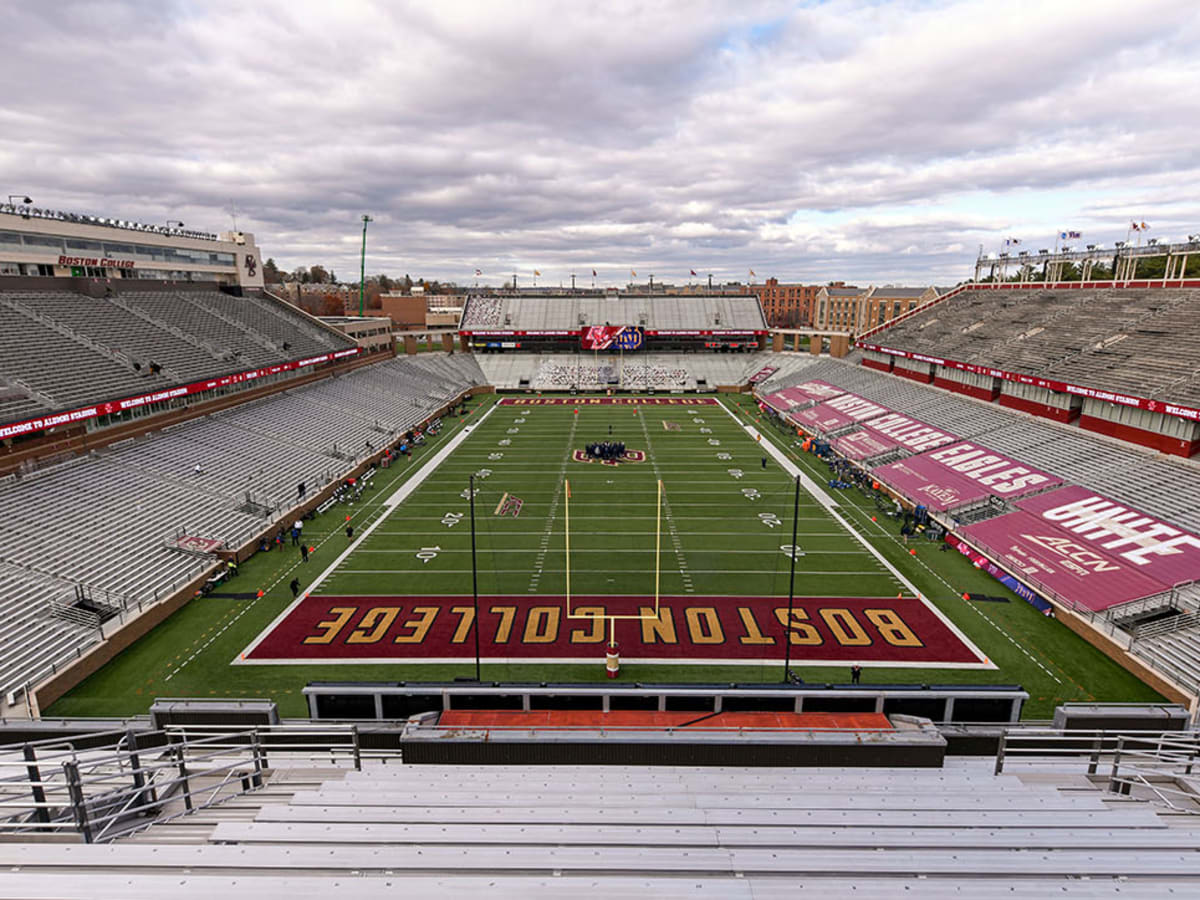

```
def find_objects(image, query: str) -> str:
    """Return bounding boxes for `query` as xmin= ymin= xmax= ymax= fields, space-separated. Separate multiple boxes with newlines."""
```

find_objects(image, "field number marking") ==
xmin=759 ymin=512 xmax=781 ymax=528
xmin=416 ymin=546 xmax=441 ymax=563
xmin=441 ymin=512 xmax=464 ymax=528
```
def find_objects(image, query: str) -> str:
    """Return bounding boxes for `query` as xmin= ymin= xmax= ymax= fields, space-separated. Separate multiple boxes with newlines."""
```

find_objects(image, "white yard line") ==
xmin=235 ymin=401 xmax=501 ymax=663
xmin=527 ymin=413 xmax=579 ymax=593
xmin=638 ymin=411 xmax=694 ymax=593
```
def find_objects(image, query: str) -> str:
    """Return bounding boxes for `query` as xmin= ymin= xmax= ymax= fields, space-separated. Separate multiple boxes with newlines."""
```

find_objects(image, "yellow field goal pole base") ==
xmin=564 ymin=478 xmax=664 ymax=649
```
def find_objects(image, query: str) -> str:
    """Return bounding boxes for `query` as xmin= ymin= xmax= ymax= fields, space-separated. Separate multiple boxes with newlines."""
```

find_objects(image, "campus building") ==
xmin=741 ymin=278 xmax=822 ymax=328
xmin=0 ymin=203 xmax=264 ymax=288
xmin=815 ymin=284 xmax=939 ymax=333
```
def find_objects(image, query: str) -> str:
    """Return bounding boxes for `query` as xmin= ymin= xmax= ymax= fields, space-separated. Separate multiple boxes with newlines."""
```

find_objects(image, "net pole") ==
xmin=469 ymin=473 xmax=481 ymax=682
xmin=564 ymin=479 xmax=571 ymax=616
xmin=654 ymin=478 xmax=662 ymax=614
xmin=783 ymin=472 xmax=800 ymax=682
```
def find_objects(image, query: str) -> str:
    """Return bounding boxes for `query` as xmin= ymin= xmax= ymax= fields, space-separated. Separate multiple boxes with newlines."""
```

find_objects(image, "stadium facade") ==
xmin=0 ymin=204 xmax=264 ymax=288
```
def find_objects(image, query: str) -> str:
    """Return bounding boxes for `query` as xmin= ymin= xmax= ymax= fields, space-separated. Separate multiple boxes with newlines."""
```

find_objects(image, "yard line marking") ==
xmin=527 ymin=411 xmax=578 ymax=593
xmin=235 ymin=400 xmax=502 ymax=663
xmin=716 ymin=397 xmax=992 ymax=669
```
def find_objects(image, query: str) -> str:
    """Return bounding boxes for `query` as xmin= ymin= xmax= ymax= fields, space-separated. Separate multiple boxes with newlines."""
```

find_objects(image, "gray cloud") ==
xmin=2 ymin=0 xmax=1197 ymax=287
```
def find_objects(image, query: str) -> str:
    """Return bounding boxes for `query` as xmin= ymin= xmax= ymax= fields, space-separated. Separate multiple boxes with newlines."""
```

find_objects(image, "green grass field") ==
xmin=47 ymin=392 xmax=1163 ymax=720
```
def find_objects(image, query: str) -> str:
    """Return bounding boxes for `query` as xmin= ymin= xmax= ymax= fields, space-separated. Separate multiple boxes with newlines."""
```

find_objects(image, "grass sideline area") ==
xmin=48 ymin=391 xmax=1163 ymax=719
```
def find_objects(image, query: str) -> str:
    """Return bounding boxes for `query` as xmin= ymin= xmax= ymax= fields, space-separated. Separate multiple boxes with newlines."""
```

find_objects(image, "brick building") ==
xmin=741 ymin=278 xmax=822 ymax=327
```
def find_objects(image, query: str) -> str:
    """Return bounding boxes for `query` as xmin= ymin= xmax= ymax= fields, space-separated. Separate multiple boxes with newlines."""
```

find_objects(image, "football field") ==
xmin=47 ymin=393 xmax=1165 ymax=719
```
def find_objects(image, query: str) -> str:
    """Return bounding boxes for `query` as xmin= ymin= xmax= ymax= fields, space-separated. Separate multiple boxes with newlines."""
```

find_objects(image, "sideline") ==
xmin=717 ymin=397 xmax=993 ymax=669
xmin=235 ymin=400 xmax=501 ymax=662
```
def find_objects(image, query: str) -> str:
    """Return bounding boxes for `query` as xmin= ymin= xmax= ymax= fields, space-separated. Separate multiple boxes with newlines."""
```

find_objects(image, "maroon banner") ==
xmin=763 ymin=381 xmax=845 ymax=413
xmin=748 ymin=366 xmax=778 ymax=384
xmin=1016 ymin=486 xmax=1200 ymax=586
xmin=861 ymin=412 xmax=957 ymax=454
xmin=875 ymin=457 xmax=995 ymax=511
xmin=498 ymin=397 xmax=719 ymax=406
xmin=959 ymin=512 xmax=1167 ymax=611
xmin=874 ymin=442 xmax=1062 ymax=512
xmin=244 ymin=594 xmax=985 ymax=665
xmin=822 ymin=392 xmax=891 ymax=422
xmin=833 ymin=429 xmax=900 ymax=461
xmin=793 ymin=403 xmax=854 ymax=432
xmin=0 ymin=347 xmax=361 ymax=440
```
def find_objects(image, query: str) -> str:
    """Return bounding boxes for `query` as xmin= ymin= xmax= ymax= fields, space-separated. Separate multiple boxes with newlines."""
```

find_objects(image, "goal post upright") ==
xmin=562 ymin=477 xmax=665 ymax=651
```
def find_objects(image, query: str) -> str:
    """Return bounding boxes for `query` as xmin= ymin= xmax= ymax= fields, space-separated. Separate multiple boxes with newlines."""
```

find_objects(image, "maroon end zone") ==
xmin=242 ymin=595 xmax=988 ymax=666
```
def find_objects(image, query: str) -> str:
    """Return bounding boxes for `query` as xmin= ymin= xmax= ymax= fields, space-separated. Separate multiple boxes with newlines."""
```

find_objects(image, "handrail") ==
xmin=995 ymin=727 xmax=1200 ymax=813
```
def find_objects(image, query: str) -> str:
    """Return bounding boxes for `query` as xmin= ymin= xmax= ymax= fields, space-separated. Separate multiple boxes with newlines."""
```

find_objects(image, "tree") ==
xmin=263 ymin=258 xmax=282 ymax=283
xmin=365 ymin=283 xmax=383 ymax=310
xmin=318 ymin=293 xmax=344 ymax=316
xmin=378 ymin=274 xmax=393 ymax=291
xmin=403 ymin=274 xmax=413 ymax=293
xmin=309 ymin=265 xmax=329 ymax=284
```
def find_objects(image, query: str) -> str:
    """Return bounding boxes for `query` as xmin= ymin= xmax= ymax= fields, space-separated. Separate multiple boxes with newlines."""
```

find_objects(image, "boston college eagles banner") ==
xmin=581 ymin=325 xmax=644 ymax=351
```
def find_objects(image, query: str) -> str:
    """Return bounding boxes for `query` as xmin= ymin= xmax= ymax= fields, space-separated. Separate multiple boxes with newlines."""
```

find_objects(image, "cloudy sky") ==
xmin=3 ymin=0 xmax=1198 ymax=287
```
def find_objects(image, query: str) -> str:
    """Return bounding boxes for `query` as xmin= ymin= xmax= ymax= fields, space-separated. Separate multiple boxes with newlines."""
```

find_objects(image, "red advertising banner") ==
xmin=959 ymin=511 xmax=1167 ymax=611
xmin=822 ymin=392 xmax=891 ymax=422
xmin=922 ymin=442 xmax=1061 ymax=499
xmin=793 ymin=403 xmax=855 ymax=433
xmin=861 ymin=413 xmax=957 ymax=454
xmin=833 ymin=429 xmax=901 ymax=461
xmin=0 ymin=348 xmax=362 ymax=440
xmin=875 ymin=457 xmax=996 ymax=511
xmin=244 ymin=594 xmax=984 ymax=665
xmin=762 ymin=381 xmax=845 ymax=413
xmin=1015 ymin=486 xmax=1200 ymax=587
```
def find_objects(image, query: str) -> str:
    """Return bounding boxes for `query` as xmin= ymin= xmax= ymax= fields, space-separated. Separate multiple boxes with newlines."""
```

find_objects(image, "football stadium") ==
xmin=4 ymin=2 xmax=1200 ymax=888
xmin=2 ymin=223 xmax=1200 ymax=891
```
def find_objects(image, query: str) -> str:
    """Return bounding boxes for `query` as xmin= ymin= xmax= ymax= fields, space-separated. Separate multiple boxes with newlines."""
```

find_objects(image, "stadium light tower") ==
xmin=7 ymin=194 xmax=32 ymax=205
xmin=358 ymin=214 xmax=373 ymax=317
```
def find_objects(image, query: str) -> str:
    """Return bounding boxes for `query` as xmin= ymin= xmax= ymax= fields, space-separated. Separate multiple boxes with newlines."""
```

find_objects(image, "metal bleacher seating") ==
xmin=0 ymin=352 xmax=485 ymax=704
xmin=0 ymin=287 xmax=359 ymax=420
xmin=460 ymin=293 xmax=768 ymax=332
xmin=0 ymin=757 xmax=1195 ymax=896
xmin=873 ymin=286 xmax=1200 ymax=405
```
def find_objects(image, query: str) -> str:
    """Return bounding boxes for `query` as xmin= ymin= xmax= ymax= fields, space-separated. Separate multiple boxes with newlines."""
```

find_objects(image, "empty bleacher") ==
xmin=1 ymin=757 xmax=1195 ymax=896
xmin=461 ymin=293 xmax=767 ymax=332
xmin=0 ymin=286 xmax=358 ymax=421
xmin=871 ymin=286 xmax=1200 ymax=406
xmin=0 ymin=353 xmax=485 ymax=702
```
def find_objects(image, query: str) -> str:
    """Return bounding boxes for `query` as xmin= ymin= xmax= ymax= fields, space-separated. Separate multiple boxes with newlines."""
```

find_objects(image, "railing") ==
xmin=995 ymin=727 xmax=1200 ymax=813
xmin=0 ymin=724 xmax=370 ymax=842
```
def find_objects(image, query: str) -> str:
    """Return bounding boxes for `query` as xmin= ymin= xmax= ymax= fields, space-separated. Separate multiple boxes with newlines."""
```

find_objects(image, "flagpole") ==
xmin=782 ymin=473 xmax=800 ymax=682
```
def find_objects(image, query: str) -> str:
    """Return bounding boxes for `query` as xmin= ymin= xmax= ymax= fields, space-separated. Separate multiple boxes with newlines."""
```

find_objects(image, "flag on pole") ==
xmin=749 ymin=269 xmax=756 ymax=277
xmin=690 ymin=269 xmax=697 ymax=276
xmin=631 ymin=269 xmax=637 ymax=277
xmin=592 ymin=269 xmax=597 ymax=277
xmin=474 ymin=268 xmax=482 ymax=276
xmin=1005 ymin=238 xmax=1021 ymax=247
xmin=1132 ymin=222 xmax=1140 ymax=232
xmin=1141 ymin=221 xmax=1150 ymax=229
xmin=1060 ymin=231 xmax=1081 ymax=240
xmin=534 ymin=270 xmax=541 ymax=276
